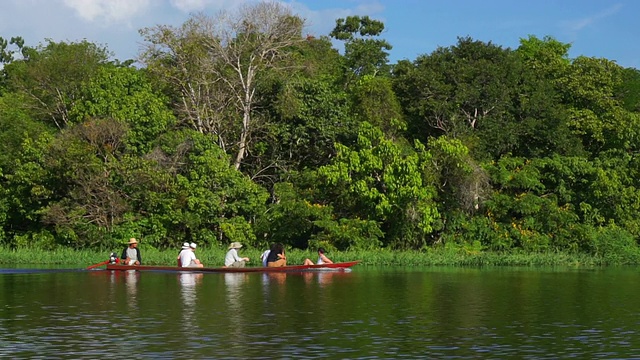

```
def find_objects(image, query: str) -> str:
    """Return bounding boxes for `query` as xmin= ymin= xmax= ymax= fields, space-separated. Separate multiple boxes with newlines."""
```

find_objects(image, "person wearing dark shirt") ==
xmin=121 ymin=238 xmax=142 ymax=265
xmin=266 ymin=243 xmax=286 ymax=267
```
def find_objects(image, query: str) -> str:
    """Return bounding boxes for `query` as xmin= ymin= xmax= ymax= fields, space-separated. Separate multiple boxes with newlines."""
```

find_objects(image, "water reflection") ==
xmin=266 ymin=272 xmax=287 ymax=284
xmin=179 ymin=272 xmax=203 ymax=329
xmin=301 ymin=271 xmax=345 ymax=287
xmin=124 ymin=271 xmax=139 ymax=311
xmin=224 ymin=273 xmax=248 ymax=341
xmin=107 ymin=270 xmax=140 ymax=309
xmin=7 ymin=267 xmax=640 ymax=358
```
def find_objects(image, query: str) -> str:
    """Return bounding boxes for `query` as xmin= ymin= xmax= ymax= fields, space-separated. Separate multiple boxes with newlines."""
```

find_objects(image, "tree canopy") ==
xmin=1 ymin=10 xmax=640 ymax=263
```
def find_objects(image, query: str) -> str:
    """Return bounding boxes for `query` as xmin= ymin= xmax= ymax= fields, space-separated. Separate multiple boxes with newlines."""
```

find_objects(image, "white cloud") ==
xmin=169 ymin=0 xmax=250 ymax=13
xmin=170 ymin=0 xmax=208 ymax=12
xmin=62 ymin=0 xmax=151 ymax=24
xmin=562 ymin=3 xmax=623 ymax=32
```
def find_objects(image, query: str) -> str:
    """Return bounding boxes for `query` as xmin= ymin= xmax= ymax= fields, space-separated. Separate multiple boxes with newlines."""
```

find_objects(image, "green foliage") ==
xmin=312 ymin=218 xmax=383 ymax=250
xmin=317 ymin=122 xmax=440 ymax=249
xmin=559 ymin=56 xmax=640 ymax=154
xmin=152 ymin=130 xmax=269 ymax=247
xmin=3 ymin=39 xmax=110 ymax=128
xmin=583 ymin=225 xmax=640 ymax=265
xmin=482 ymin=156 xmax=584 ymax=252
xmin=263 ymin=77 xmax=356 ymax=171
xmin=330 ymin=15 xmax=392 ymax=80
xmin=516 ymin=35 xmax=570 ymax=79
xmin=2 ymin=20 xmax=640 ymax=262
xmin=616 ymin=67 xmax=640 ymax=112
xmin=220 ymin=216 xmax=257 ymax=245
xmin=393 ymin=37 xmax=520 ymax=160
xmin=255 ymin=181 xmax=334 ymax=249
xmin=0 ymin=92 xmax=53 ymax=171
xmin=0 ymin=36 xmax=26 ymax=64
xmin=514 ymin=37 xmax=584 ymax=158
xmin=69 ymin=65 xmax=175 ymax=154
xmin=350 ymin=75 xmax=406 ymax=137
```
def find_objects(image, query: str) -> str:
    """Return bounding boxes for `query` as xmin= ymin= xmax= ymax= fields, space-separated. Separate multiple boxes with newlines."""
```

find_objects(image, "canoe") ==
xmin=104 ymin=260 xmax=360 ymax=273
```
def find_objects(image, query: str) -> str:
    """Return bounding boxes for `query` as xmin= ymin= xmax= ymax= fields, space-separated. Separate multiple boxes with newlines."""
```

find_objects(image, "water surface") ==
xmin=1 ymin=266 xmax=639 ymax=358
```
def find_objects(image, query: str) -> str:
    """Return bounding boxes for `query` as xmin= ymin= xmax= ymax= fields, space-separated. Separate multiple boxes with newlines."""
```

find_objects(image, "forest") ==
xmin=1 ymin=2 xmax=640 ymax=261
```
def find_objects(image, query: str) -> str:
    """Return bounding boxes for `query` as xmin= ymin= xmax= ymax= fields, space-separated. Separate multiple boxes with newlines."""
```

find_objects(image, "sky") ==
xmin=0 ymin=0 xmax=638 ymax=69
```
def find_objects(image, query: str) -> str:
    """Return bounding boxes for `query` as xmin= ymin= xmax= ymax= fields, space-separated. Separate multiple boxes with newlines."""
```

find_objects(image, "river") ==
xmin=1 ymin=266 xmax=639 ymax=358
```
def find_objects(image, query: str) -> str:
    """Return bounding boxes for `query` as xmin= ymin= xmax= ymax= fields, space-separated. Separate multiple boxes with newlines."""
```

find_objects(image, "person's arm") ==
xmin=136 ymin=248 xmax=142 ymax=264
xmin=320 ymin=253 xmax=333 ymax=264
xmin=121 ymin=248 xmax=127 ymax=260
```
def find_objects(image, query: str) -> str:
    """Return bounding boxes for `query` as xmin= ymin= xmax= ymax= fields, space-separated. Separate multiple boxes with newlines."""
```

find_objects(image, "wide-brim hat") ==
xmin=128 ymin=238 xmax=138 ymax=244
xmin=181 ymin=242 xmax=190 ymax=250
xmin=228 ymin=242 xmax=243 ymax=249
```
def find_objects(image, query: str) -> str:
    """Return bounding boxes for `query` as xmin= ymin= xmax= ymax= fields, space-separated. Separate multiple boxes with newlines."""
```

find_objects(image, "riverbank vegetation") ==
xmin=0 ymin=245 xmax=633 ymax=268
xmin=1 ymin=2 xmax=640 ymax=265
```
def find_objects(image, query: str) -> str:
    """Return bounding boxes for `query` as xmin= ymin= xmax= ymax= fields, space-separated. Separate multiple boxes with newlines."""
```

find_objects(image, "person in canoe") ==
xmin=121 ymin=238 xmax=142 ymax=265
xmin=266 ymin=243 xmax=287 ymax=267
xmin=303 ymin=247 xmax=333 ymax=266
xmin=260 ymin=249 xmax=271 ymax=267
xmin=224 ymin=242 xmax=250 ymax=268
xmin=180 ymin=242 xmax=204 ymax=268
xmin=177 ymin=242 xmax=190 ymax=266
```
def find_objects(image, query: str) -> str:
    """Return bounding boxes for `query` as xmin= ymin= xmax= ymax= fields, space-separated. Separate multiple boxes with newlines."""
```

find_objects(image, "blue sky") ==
xmin=1 ymin=0 xmax=637 ymax=69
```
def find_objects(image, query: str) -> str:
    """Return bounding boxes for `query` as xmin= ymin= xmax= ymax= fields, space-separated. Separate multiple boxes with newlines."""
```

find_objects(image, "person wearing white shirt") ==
xmin=224 ymin=242 xmax=250 ymax=267
xmin=180 ymin=243 xmax=204 ymax=268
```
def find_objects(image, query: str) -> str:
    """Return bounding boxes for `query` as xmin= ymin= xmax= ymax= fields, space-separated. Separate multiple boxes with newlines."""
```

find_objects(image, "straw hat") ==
xmin=128 ymin=238 xmax=138 ymax=244
xmin=228 ymin=242 xmax=243 ymax=249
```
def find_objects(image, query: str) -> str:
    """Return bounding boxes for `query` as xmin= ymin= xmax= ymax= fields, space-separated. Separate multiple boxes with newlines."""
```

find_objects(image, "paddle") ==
xmin=86 ymin=260 xmax=109 ymax=270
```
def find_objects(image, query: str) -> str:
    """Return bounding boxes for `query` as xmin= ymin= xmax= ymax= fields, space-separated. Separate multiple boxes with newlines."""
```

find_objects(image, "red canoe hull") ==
xmin=105 ymin=261 xmax=360 ymax=273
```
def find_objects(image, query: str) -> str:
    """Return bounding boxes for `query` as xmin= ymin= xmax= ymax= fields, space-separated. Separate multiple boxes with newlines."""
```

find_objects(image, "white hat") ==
xmin=182 ymin=242 xmax=190 ymax=250
xmin=228 ymin=242 xmax=243 ymax=249
xmin=189 ymin=243 xmax=197 ymax=249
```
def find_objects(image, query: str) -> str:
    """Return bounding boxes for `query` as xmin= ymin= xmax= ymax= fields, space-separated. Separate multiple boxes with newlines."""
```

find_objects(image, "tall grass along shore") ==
xmin=0 ymin=246 xmax=620 ymax=267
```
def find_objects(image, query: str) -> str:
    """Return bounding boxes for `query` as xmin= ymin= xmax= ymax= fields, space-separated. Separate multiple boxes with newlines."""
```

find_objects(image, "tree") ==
xmin=394 ymin=37 xmax=520 ymax=160
xmin=317 ymin=122 xmax=440 ymax=249
xmin=0 ymin=36 xmax=26 ymax=64
xmin=616 ymin=67 xmax=640 ymax=112
xmin=513 ymin=36 xmax=584 ymax=158
xmin=140 ymin=1 xmax=306 ymax=171
xmin=69 ymin=65 xmax=175 ymax=154
xmin=261 ymin=77 xmax=355 ymax=173
xmin=3 ymin=40 xmax=110 ymax=129
xmin=330 ymin=15 xmax=391 ymax=83
xmin=560 ymin=56 xmax=640 ymax=154
xmin=0 ymin=92 xmax=52 ymax=172
xmin=350 ymin=75 xmax=405 ymax=139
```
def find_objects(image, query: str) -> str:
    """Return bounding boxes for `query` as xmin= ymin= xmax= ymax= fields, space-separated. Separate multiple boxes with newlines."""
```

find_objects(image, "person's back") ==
xmin=180 ymin=243 xmax=204 ymax=268
xmin=180 ymin=243 xmax=202 ymax=268
xmin=260 ymin=250 xmax=271 ymax=267
xmin=266 ymin=243 xmax=286 ymax=267
xmin=177 ymin=243 xmax=190 ymax=266
xmin=224 ymin=242 xmax=249 ymax=267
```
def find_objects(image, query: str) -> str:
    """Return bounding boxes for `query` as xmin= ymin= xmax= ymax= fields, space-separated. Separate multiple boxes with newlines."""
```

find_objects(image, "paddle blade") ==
xmin=86 ymin=260 xmax=109 ymax=270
